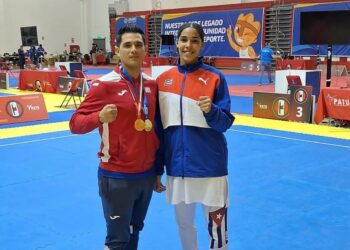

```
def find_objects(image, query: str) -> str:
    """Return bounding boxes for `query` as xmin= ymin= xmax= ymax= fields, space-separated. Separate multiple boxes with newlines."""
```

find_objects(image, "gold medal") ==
xmin=144 ymin=119 xmax=153 ymax=132
xmin=134 ymin=118 xmax=145 ymax=131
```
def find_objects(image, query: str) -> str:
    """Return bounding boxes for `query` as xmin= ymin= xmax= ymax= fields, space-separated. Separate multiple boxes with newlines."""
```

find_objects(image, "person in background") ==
xmin=155 ymin=22 xmax=234 ymax=250
xmin=285 ymin=52 xmax=294 ymax=60
xmin=36 ymin=44 xmax=45 ymax=65
xmin=29 ymin=46 xmax=37 ymax=65
xmin=18 ymin=45 xmax=25 ymax=69
xmin=90 ymin=43 xmax=98 ymax=65
xmin=70 ymin=25 xmax=161 ymax=250
xmin=257 ymin=42 xmax=279 ymax=86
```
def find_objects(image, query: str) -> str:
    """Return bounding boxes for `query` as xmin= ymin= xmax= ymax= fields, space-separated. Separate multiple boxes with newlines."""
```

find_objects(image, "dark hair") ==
xmin=116 ymin=25 xmax=145 ymax=47
xmin=177 ymin=23 xmax=204 ymax=42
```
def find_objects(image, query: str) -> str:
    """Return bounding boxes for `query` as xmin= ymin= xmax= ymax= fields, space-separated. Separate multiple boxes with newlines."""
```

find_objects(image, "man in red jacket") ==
xmin=70 ymin=25 xmax=162 ymax=250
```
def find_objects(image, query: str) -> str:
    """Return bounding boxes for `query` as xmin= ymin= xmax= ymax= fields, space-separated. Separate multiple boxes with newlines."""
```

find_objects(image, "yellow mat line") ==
xmin=0 ymin=89 xmax=349 ymax=140
xmin=0 ymin=121 xmax=70 ymax=139
xmin=234 ymin=114 xmax=350 ymax=140
xmin=0 ymin=89 xmax=28 ymax=95
xmin=1 ymin=114 xmax=349 ymax=140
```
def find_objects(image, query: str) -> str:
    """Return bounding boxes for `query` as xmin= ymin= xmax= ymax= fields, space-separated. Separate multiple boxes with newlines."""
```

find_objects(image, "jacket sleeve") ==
xmin=203 ymin=72 xmax=235 ymax=133
xmin=153 ymin=92 xmax=165 ymax=176
xmin=69 ymin=82 xmax=107 ymax=134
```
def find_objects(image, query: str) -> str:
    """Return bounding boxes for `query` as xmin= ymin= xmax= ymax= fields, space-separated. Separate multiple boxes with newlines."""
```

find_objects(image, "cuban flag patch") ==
xmin=164 ymin=79 xmax=173 ymax=86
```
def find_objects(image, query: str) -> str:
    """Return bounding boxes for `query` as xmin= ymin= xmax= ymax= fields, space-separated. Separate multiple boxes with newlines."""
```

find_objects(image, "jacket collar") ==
xmin=177 ymin=57 xmax=203 ymax=73
xmin=114 ymin=65 xmax=141 ymax=83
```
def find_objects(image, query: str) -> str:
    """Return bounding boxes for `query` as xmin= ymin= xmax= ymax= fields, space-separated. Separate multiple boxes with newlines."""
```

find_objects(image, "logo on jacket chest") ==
xmin=198 ymin=77 xmax=209 ymax=85
xmin=164 ymin=79 xmax=173 ymax=86
xmin=118 ymin=90 xmax=128 ymax=96
xmin=118 ymin=87 xmax=151 ymax=96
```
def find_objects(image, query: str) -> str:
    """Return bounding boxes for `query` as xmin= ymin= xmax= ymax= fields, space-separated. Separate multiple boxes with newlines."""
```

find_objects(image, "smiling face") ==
xmin=176 ymin=27 xmax=204 ymax=66
xmin=116 ymin=32 xmax=146 ymax=73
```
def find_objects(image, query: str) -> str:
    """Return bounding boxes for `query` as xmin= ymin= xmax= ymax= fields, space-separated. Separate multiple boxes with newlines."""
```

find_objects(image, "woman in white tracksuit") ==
xmin=155 ymin=22 xmax=235 ymax=250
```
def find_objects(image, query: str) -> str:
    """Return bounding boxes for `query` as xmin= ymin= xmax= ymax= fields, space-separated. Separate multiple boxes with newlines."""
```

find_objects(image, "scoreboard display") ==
xmin=253 ymin=85 xmax=313 ymax=122
xmin=253 ymin=92 xmax=290 ymax=121
xmin=289 ymin=85 xmax=313 ymax=122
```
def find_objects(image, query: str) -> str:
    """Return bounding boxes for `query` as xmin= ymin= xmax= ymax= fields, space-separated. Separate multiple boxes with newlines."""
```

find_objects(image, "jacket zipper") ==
xmin=180 ymin=72 xmax=187 ymax=178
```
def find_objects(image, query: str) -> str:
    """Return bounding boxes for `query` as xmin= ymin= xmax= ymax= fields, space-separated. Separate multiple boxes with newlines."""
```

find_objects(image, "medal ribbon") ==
xmin=121 ymin=67 xmax=149 ymax=120
xmin=142 ymin=88 xmax=149 ymax=120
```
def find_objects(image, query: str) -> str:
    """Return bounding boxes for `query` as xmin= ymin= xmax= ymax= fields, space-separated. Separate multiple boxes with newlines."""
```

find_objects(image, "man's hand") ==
xmin=154 ymin=175 xmax=166 ymax=193
xmin=99 ymin=104 xmax=118 ymax=123
xmin=198 ymin=96 xmax=212 ymax=113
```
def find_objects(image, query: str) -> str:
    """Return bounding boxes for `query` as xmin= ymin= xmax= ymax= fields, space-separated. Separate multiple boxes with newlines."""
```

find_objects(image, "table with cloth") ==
xmin=314 ymin=87 xmax=350 ymax=124
xmin=18 ymin=69 xmax=67 ymax=93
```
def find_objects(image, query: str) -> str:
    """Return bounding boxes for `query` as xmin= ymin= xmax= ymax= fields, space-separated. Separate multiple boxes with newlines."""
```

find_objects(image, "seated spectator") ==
xmin=90 ymin=43 xmax=98 ymax=65
xmin=96 ymin=49 xmax=106 ymax=64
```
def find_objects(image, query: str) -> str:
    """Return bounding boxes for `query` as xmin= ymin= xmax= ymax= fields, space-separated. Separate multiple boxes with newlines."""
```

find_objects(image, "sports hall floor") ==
xmin=0 ymin=66 xmax=349 ymax=250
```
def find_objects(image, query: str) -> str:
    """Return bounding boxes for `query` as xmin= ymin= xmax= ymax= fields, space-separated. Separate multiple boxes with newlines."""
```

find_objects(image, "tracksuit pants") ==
xmin=98 ymin=175 xmax=155 ymax=250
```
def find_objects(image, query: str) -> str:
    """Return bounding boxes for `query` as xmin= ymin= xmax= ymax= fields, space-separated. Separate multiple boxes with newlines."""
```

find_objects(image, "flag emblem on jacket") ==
xmin=145 ymin=87 xmax=151 ymax=93
xmin=164 ymin=79 xmax=173 ymax=86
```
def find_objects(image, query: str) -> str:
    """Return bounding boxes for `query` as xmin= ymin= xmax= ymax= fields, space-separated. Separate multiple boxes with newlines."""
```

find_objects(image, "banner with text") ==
xmin=115 ymin=16 xmax=146 ymax=35
xmin=0 ymin=94 xmax=48 ymax=125
xmin=161 ymin=8 xmax=263 ymax=58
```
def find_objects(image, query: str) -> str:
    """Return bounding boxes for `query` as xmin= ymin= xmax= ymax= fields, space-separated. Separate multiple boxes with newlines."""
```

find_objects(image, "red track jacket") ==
xmin=70 ymin=67 xmax=159 ymax=177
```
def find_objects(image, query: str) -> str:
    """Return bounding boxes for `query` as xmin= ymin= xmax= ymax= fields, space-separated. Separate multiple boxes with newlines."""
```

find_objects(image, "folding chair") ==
xmin=59 ymin=78 xmax=83 ymax=108
xmin=59 ymin=65 xmax=70 ymax=76
xmin=73 ymin=69 xmax=92 ymax=95
xmin=73 ymin=69 xmax=89 ymax=80
xmin=286 ymin=75 xmax=302 ymax=93
xmin=0 ymin=62 xmax=15 ymax=77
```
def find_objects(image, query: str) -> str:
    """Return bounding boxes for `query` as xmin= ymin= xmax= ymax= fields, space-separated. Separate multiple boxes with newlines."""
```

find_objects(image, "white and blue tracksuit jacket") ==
xmin=156 ymin=60 xmax=235 ymax=178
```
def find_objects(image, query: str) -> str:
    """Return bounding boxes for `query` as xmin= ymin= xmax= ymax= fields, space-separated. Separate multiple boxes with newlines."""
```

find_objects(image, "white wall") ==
xmin=86 ymin=0 xmax=111 ymax=53
xmin=0 ymin=0 xmax=80 ymax=54
xmin=0 ymin=0 xmax=6 ymax=51
xmin=0 ymin=0 xmax=111 ymax=55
